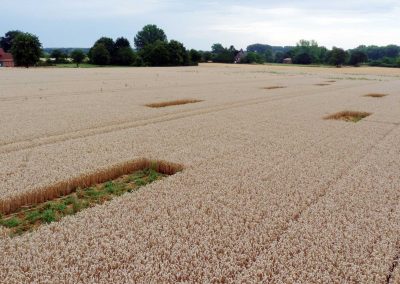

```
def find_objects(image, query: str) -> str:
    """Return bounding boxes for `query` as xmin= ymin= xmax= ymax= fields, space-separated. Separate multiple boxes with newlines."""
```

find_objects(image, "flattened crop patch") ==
xmin=145 ymin=99 xmax=203 ymax=108
xmin=262 ymin=86 xmax=286 ymax=90
xmin=324 ymin=111 xmax=371 ymax=123
xmin=315 ymin=83 xmax=330 ymax=86
xmin=0 ymin=159 xmax=183 ymax=236
xmin=364 ymin=93 xmax=387 ymax=98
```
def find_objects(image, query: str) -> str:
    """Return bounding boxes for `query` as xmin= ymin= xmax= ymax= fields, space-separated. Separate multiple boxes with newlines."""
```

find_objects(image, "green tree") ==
xmin=113 ymin=47 xmax=136 ymax=66
xmin=168 ymin=40 xmax=189 ymax=66
xmin=93 ymin=37 xmax=115 ymax=55
xmin=211 ymin=43 xmax=236 ymax=63
xmin=384 ymin=45 xmax=399 ymax=58
xmin=247 ymin=44 xmax=272 ymax=54
xmin=11 ymin=32 xmax=42 ymax=67
xmin=0 ymin=30 xmax=22 ymax=52
xmin=274 ymin=51 xmax=284 ymax=63
xmin=264 ymin=49 xmax=273 ymax=63
xmin=88 ymin=37 xmax=116 ymax=65
xmin=134 ymin=25 xmax=167 ymax=50
xmin=349 ymin=50 xmax=368 ymax=66
xmin=50 ymin=49 xmax=68 ymax=63
xmin=71 ymin=49 xmax=86 ymax=67
xmin=139 ymin=40 xmax=170 ymax=66
xmin=293 ymin=52 xmax=312 ymax=64
xmin=329 ymin=47 xmax=347 ymax=67
xmin=90 ymin=43 xmax=110 ymax=65
xmin=189 ymin=49 xmax=202 ymax=64
xmin=112 ymin=37 xmax=134 ymax=65
xmin=114 ymin=37 xmax=130 ymax=49
xmin=243 ymin=52 xmax=264 ymax=64
xmin=202 ymin=51 xmax=212 ymax=62
xmin=211 ymin=43 xmax=225 ymax=54
xmin=292 ymin=39 xmax=327 ymax=64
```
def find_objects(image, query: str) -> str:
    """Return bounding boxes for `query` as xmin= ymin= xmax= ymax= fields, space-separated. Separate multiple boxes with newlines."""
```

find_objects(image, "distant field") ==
xmin=0 ymin=64 xmax=400 ymax=283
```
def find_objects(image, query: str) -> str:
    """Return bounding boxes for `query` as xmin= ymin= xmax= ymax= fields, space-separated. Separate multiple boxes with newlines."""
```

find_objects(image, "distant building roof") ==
xmin=0 ymin=48 xmax=15 ymax=67
xmin=283 ymin=58 xmax=292 ymax=64
xmin=0 ymin=48 xmax=14 ymax=61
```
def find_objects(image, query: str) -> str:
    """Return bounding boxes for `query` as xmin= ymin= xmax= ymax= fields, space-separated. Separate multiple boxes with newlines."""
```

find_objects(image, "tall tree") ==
xmin=112 ymin=37 xmax=135 ymax=65
xmin=93 ymin=37 xmax=115 ymax=55
xmin=243 ymin=52 xmax=264 ymax=64
xmin=329 ymin=47 xmax=347 ymax=67
xmin=274 ymin=51 xmax=285 ymax=63
xmin=90 ymin=43 xmax=110 ymax=65
xmin=293 ymin=52 xmax=312 ymax=64
xmin=0 ymin=30 xmax=22 ymax=52
xmin=114 ymin=37 xmax=131 ymax=49
xmin=246 ymin=43 xmax=272 ymax=54
xmin=134 ymin=25 xmax=167 ymax=50
xmin=139 ymin=40 xmax=170 ymax=66
xmin=167 ymin=40 xmax=188 ymax=66
xmin=113 ymin=47 xmax=136 ymax=66
xmin=384 ymin=45 xmax=400 ymax=58
xmin=349 ymin=50 xmax=368 ymax=66
xmin=11 ymin=32 xmax=42 ymax=67
xmin=71 ymin=49 xmax=86 ymax=67
xmin=211 ymin=43 xmax=236 ymax=63
xmin=292 ymin=39 xmax=326 ymax=64
xmin=211 ymin=43 xmax=225 ymax=55
xmin=189 ymin=49 xmax=202 ymax=64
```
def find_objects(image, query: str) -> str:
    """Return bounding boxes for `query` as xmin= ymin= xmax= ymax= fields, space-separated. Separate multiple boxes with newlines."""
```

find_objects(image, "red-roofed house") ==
xmin=0 ymin=48 xmax=15 ymax=67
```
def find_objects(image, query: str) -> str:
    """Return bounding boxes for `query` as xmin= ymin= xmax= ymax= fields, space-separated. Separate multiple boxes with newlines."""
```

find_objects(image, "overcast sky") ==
xmin=1 ymin=0 xmax=399 ymax=50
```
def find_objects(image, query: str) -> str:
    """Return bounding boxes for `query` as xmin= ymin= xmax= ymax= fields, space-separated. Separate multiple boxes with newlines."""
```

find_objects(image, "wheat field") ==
xmin=1 ymin=63 xmax=400 ymax=283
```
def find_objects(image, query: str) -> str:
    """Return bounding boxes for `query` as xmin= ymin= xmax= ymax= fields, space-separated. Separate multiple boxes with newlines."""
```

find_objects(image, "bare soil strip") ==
xmin=262 ymin=86 xmax=286 ymax=90
xmin=364 ymin=93 xmax=388 ymax=98
xmin=145 ymin=99 xmax=203 ymax=108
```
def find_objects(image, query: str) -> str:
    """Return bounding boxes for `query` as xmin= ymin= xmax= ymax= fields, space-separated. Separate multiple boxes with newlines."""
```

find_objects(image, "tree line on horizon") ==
xmin=1 ymin=26 xmax=399 ymax=68
xmin=0 ymin=25 xmax=202 ymax=67
xmin=242 ymin=40 xmax=400 ymax=67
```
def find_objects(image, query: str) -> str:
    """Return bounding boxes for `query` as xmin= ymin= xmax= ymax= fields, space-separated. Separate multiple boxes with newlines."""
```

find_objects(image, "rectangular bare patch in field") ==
xmin=364 ymin=93 xmax=387 ymax=98
xmin=262 ymin=86 xmax=286 ymax=90
xmin=0 ymin=159 xmax=183 ymax=236
xmin=324 ymin=111 xmax=371 ymax=123
xmin=0 ymin=159 xmax=183 ymax=216
xmin=145 ymin=99 xmax=203 ymax=108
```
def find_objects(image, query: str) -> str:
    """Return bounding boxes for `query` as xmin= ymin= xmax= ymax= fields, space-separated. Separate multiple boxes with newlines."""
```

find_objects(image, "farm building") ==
xmin=0 ymin=48 xmax=15 ymax=67
xmin=283 ymin=58 xmax=293 ymax=64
